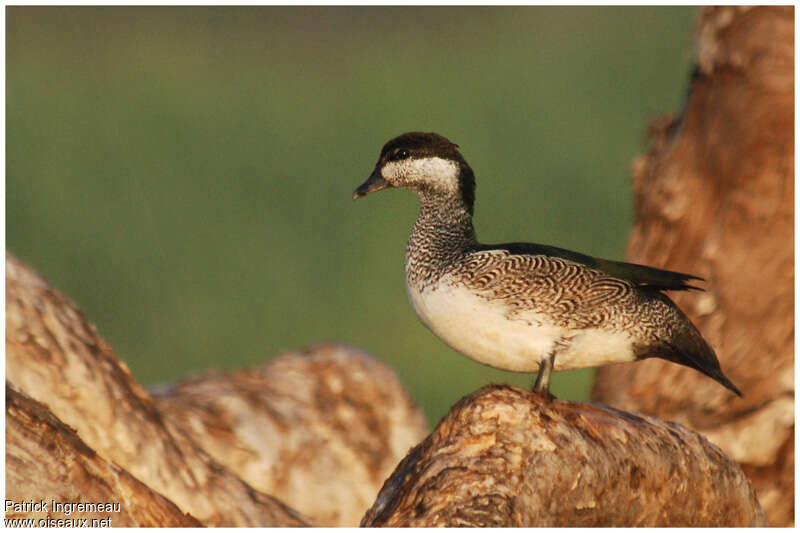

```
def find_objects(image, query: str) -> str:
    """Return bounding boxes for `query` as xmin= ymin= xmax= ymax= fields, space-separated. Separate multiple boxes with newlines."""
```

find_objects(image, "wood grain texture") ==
xmin=152 ymin=344 xmax=429 ymax=527
xmin=5 ymin=251 xmax=307 ymax=527
xmin=591 ymin=6 xmax=793 ymax=525
xmin=5 ymin=383 xmax=201 ymax=527
xmin=362 ymin=385 xmax=764 ymax=527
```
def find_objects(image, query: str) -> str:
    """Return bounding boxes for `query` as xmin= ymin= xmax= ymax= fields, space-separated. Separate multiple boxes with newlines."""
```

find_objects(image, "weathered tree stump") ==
xmin=362 ymin=385 xmax=764 ymax=527
xmin=152 ymin=345 xmax=429 ymax=526
xmin=6 ymin=251 xmax=307 ymax=527
xmin=591 ymin=6 xmax=794 ymax=525
xmin=6 ymin=383 xmax=201 ymax=527
xmin=6 ymin=251 xmax=428 ymax=527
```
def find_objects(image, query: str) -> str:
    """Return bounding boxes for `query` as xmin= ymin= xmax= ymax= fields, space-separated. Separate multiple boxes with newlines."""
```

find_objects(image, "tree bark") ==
xmin=5 ymin=383 xmax=201 ymax=527
xmin=6 ymin=246 xmax=766 ymax=527
xmin=591 ymin=6 xmax=793 ymax=526
xmin=362 ymin=385 xmax=764 ymax=527
xmin=152 ymin=344 xmax=429 ymax=527
xmin=6 ymin=250 xmax=427 ymax=527
xmin=6 ymin=251 xmax=307 ymax=527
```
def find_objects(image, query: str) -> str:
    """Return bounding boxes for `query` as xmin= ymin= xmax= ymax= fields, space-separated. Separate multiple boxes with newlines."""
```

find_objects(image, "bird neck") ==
xmin=405 ymin=196 xmax=477 ymax=286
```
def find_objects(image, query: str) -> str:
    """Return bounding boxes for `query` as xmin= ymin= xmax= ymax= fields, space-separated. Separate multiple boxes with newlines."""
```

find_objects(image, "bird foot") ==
xmin=531 ymin=387 xmax=557 ymax=402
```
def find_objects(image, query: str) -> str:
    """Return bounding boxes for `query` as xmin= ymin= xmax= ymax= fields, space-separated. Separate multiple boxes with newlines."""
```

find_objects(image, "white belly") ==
xmin=406 ymin=278 xmax=636 ymax=373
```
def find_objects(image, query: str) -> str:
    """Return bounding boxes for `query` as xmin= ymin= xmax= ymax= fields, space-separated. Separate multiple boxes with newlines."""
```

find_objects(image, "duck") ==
xmin=353 ymin=131 xmax=740 ymax=397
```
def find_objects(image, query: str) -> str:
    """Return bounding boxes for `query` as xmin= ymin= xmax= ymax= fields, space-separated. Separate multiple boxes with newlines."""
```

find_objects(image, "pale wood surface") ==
xmin=6 ymin=384 xmax=201 ymax=527
xmin=153 ymin=344 xmax=429 ymax=526
xmin=362 ymin=385 xmax=765 ymax=527
xmin=6 ymin=251 xmax=307 ymax=527
xmin=591 ymin=6 xmax=794 ymax=526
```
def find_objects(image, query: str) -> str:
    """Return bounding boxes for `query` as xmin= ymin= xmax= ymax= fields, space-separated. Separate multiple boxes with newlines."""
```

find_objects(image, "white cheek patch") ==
xmin=383 ymin=157 xmax=459 ymax=195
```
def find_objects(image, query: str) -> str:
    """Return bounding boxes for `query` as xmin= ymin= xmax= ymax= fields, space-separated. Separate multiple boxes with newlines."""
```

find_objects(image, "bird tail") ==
xmin=642 ymin=295 xmax=742 ymax=396
xmin=665 ymin=330 xmax=742 ymax=396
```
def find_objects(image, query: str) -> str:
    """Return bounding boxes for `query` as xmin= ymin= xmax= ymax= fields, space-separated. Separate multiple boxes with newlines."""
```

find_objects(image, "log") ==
xmin=5 ymin=251 xmax=307 ymax=526
xmin=362 ymin=385 xmax=765 ymax=527
xmin=152 ymin=344 xmax=429 ymax=527
xmin=5 ymin=383 xmax=201 ymax=527
xmin=591 ymin=6 xmax=794 ymax=525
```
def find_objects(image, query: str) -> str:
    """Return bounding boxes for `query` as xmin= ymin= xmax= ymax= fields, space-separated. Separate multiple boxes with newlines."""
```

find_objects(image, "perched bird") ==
xmin=353 ymin=132 xmax=741 ymax=397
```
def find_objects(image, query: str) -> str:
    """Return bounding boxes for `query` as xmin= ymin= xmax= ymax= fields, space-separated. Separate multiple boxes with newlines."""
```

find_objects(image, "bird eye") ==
xmin=391 ymin=149 xmax=410 ymax=161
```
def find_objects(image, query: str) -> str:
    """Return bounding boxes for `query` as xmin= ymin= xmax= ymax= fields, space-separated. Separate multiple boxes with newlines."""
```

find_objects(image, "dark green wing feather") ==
xmin=476 ymin=242 xmax=703 ymax=291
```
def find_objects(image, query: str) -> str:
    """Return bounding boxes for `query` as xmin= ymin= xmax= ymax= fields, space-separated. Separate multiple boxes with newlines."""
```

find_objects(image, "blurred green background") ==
xmin=7 ymin=6 xmax=697 ymax=425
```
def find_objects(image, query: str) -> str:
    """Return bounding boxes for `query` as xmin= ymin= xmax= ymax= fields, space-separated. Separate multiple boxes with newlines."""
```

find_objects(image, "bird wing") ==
xmin=475 ymin=242 xmax=703 ymax=292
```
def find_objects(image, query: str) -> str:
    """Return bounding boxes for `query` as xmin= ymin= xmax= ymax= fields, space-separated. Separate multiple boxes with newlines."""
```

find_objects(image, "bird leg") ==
xmin=532 ymin=351 xmax=556 ymax=398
